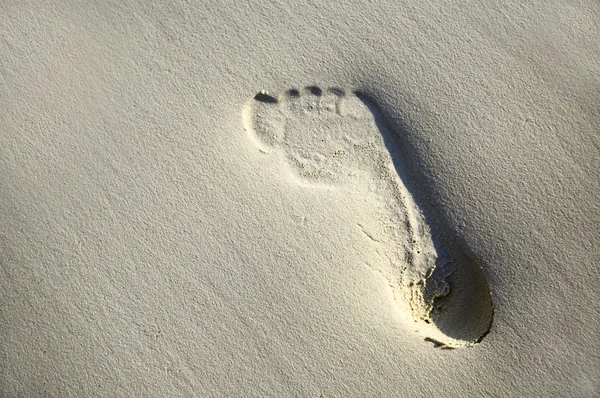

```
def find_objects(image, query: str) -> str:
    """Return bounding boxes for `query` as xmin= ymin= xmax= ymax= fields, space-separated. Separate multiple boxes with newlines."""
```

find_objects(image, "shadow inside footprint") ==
xmin=355 ymin=91 xmax=493 ymax=347
xmin=429 ymin=251 xmax=494 ymax=343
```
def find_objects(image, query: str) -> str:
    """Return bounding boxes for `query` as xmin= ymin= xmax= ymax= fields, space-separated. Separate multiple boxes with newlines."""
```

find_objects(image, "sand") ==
xmin=1 ymin=0 xmax=598 ymax=396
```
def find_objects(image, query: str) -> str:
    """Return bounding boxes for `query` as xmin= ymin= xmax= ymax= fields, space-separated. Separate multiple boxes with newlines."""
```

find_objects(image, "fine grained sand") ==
xmin=1 ymin=0 xmax=599 ymax=396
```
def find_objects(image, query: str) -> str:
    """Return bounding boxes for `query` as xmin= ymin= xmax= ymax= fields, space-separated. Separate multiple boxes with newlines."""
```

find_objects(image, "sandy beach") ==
xmin=1 ymin=1 xmax=598 ymax=396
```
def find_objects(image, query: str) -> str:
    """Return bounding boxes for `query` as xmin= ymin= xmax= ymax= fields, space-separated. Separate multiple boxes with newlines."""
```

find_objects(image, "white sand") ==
xmin=1 ymin=0 xmax=598 ymax=396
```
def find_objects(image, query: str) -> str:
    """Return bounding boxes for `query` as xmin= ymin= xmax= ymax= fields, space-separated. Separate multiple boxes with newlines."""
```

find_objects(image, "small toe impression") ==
xmin=254 ymin=91 xmax=278 ymax=104
xmin=306 ymin=86 xmax=323 ymax=96
xmin=328 ymin=87 xmax=346 ymax=97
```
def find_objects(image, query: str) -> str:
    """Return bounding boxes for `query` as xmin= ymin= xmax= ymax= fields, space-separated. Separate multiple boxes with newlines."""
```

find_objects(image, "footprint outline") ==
xmin=242 ymin=86 xmax=494 ymax=348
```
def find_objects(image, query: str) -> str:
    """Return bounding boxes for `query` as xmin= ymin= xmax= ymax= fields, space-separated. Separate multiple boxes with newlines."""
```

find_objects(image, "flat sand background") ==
xmin=1 ymin=1 xmax=599 ymax=396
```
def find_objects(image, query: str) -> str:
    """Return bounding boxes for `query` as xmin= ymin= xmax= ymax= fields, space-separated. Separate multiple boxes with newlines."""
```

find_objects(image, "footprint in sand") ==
xmin=242 ymin=86 xmax=493 ymax=348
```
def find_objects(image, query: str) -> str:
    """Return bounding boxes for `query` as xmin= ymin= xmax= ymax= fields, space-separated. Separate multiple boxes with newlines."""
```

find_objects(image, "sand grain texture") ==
xmin=1 ymin=0 xmax=599 ymax=396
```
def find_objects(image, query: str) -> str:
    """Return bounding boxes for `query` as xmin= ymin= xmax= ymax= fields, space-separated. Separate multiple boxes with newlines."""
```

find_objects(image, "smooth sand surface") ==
xmin=1 ymin=1 xmax=599 ymax=396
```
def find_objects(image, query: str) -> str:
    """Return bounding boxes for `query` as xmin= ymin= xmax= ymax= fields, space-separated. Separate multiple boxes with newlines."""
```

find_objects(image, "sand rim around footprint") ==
xmin=242 ymin=87 xmax=493 ymax=348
